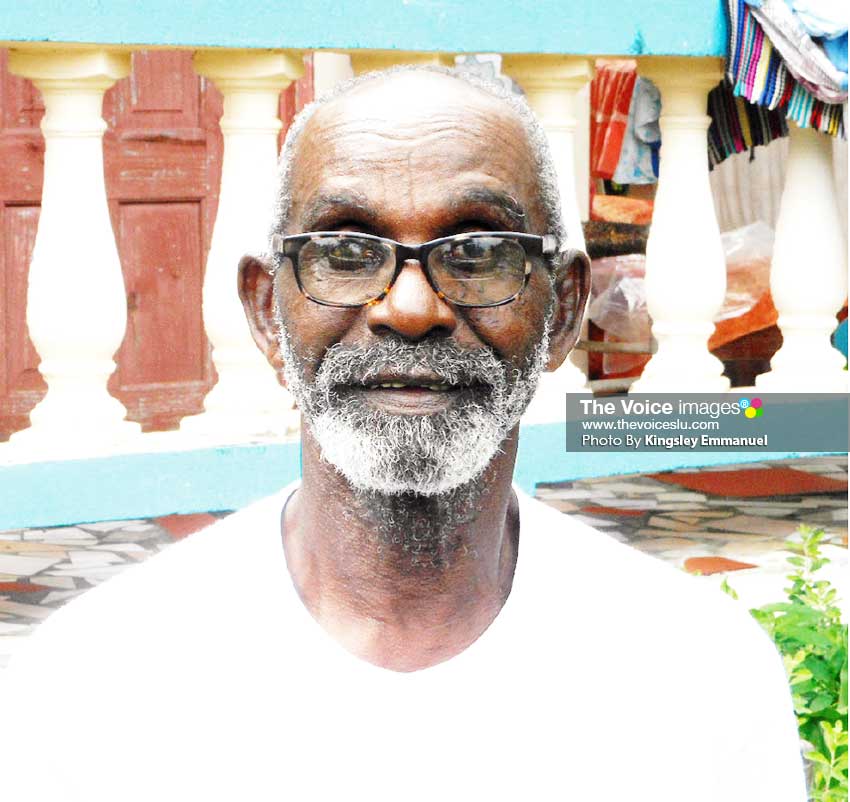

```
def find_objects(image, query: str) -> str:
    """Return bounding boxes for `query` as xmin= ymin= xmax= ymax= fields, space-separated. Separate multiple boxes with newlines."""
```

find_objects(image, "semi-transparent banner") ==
xmin=564 ymin=394 xmax=849 ymax=453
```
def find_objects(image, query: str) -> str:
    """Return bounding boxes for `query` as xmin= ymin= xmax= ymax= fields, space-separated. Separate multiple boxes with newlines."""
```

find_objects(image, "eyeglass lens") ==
xmin=298 ymin=237 xmax=396 ymax=306
xmin=296 ymin=235 xmax=527 ymax=306
xmin=428 ymin=237 xmax=526 ymax=306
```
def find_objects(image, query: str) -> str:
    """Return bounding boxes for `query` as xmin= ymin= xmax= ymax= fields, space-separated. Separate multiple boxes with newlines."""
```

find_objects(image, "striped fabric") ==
xmin=722 ymin=0 xmax=845 ymax=147
xmin=708 ymin=79 xmax=789 ymax=168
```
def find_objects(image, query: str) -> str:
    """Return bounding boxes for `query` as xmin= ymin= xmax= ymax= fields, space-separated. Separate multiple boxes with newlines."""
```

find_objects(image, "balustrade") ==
xmin=0 ymin=44 xmax=846 ymax=464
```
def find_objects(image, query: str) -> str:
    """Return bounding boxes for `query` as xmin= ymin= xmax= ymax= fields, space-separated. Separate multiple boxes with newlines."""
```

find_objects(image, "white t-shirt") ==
xmin=1 ymin=484 xmax=807 ymax=802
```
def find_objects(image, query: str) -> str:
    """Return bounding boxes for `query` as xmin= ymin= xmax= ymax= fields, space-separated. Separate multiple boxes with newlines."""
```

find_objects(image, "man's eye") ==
xmin=328 ymin=241 xmax=383 ymax=270
xmin=449 ymin=240 xmax=488 ymax=262
xmin=443 ymin=240 xmax=500 ymax=273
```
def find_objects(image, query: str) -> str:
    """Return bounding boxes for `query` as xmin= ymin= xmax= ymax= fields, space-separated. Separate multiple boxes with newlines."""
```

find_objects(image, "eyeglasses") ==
xmin=270 ymin=231 xmax=557 ymax=308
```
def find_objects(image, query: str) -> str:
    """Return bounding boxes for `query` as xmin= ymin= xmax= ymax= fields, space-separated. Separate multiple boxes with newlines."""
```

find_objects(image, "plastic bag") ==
xmin=716 ymin=221 xmax=774 ymax=321
xmin=587 ymin=223 xmax=776 ymax=374
xmin=588 ymin=254 xmax=649 ymax=342
xmin=587 ymin=254 xmax=650 ymax=373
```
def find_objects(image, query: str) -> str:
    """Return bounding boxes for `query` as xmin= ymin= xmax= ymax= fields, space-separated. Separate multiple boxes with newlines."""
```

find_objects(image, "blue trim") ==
xmin=0 ymin=423 xmax=832 ymax=529
xmin=0 ymin=0 xmax=728 ymax=57
xmin=0 ymin=443 xmax=302 ymax=530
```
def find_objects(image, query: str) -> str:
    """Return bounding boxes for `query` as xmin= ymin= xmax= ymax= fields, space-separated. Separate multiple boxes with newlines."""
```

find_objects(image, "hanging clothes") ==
xmin=590 ymin=61 xmax=637 ymax=180
xmin=726 ymin=0 xmax=846 ymax=137
xmin=745 ymin=0 xmax=846 ymax=103
xmin=780 ymin=0 xmax=847 ymax=40
xmin=822 ymin=33 xmax=847 ymax=82
xmin=612 ymin=77 xmax=662 ymax=185
xmin=783 ymin=0 xmax=848 ymax=80
xmin=708 ymin=79 xmax=789 ymax=167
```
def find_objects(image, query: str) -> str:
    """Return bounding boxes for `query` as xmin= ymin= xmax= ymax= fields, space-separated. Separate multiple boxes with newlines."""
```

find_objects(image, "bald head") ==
xmin=267 ymin=65 xmax=567 ymax=253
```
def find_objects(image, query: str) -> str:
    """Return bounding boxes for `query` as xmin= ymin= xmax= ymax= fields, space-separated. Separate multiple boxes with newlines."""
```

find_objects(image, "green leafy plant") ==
xmin=726 ymin=526 xmax=848 ymax=801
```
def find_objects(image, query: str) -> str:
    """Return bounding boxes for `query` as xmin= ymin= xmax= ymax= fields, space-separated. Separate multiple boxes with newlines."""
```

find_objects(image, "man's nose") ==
xmin=366 ymin=260 xmax=458 ymax=340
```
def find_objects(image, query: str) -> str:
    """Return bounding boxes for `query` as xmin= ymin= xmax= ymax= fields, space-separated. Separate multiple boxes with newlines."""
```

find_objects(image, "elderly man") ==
xmin=2 ymin=67 xmax=805 ymax=802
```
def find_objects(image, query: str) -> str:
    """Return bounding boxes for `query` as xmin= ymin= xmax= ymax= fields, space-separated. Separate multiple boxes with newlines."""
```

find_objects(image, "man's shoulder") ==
xmin=514 ymin=493 xmax=806 ymax=802
xmin=77 ymin=485 xmax=290 ymax=601
xmin=515 ymin=488 xmax=772 ymax=651
xmin=6 ymin=485 xmax=294 ymax=674
xmin=516 ymin=487 xmax=689 ymax=587
xmin=514 ymin=488 xmax=794 ymax=726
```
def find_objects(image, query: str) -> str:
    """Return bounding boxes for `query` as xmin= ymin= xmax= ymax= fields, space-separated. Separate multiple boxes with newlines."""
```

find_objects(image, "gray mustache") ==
xmin=316 ymin=337 xmax=506 ymax=389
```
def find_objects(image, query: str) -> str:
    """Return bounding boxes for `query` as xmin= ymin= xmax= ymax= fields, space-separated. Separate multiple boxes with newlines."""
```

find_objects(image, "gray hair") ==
xmin=266 ymin=64 xmax=568 ymax=255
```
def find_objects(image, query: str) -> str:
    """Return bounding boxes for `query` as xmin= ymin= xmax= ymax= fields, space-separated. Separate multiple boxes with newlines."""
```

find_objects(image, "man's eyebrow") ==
xmin=299 ymin=191 xmax=377 ymax=231
xmin=451 ymin=188 xmax=529 ymax=231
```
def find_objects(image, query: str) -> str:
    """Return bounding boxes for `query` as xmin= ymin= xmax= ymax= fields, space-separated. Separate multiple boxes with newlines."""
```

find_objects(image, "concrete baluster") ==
xmin=182 ymin=51 xmax=304 ymax=439
xmin=312 ymin=52 xmax=354 ymax=95
xmin=756 ymin=123 xmax=848 ymax=392
xmin=8 ymin=49 xmax=140 ymax=455
xmin=630 ymin=57 xmax=730 ymax=393
xmin=501 ymin=55 xmax=590 ymax=252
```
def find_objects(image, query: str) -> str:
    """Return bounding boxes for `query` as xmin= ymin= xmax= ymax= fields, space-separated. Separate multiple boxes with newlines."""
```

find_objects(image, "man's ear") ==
xmin=545 ymin=248 xmax=591 ymax=372
xmin=238 ymin=254 xmax=286 ymax=379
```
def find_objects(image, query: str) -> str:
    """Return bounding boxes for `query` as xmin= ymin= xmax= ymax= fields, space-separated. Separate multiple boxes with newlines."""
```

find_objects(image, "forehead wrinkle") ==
xmin=305 ymin=94 xmax=535 ymax=165
xmin=301 ymin=126 xmax=516 ymax=173
xmin=290 ymin=87 xmax=546 ymax=234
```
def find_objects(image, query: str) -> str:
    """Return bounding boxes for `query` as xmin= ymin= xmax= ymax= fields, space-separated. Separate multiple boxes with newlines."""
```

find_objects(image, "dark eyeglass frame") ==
xmin=270 ymin=230 xmax=558 ymax=309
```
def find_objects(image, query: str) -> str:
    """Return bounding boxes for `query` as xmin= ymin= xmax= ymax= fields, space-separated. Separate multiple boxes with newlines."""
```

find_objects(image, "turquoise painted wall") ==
xmin=0 ymin=0 xmax=727 ymax=56
xmin=0 ymin=424 xmax=827 ymax=529
xmin=1 ymin=443 xmax=301 ymax=530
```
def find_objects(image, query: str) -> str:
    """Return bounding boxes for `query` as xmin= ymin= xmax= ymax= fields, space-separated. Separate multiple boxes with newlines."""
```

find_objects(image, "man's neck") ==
xmin=282 ymin=429 xmax=521 ymax=672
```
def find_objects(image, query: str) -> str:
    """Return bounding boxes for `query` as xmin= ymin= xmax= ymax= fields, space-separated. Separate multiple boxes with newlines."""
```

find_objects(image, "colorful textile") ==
xmin=708 ymin=79 xmax=789 ymax=167
xmin=822 ymin=33 xmax=848 ymax=83
xmin=751 ymin=0 xmax=846 ymax=103
xmin=726 ymin=0 xmax=845 ymax=137
xmin=612 ymin=77 xmax=661 ymax=185
xmin=780 ymin=0 xmax=848 ymax=40
xmin=744 ymin=0 xmax=848 ymax=90
xmin=590 ymin=61 xmax=637 ymax=180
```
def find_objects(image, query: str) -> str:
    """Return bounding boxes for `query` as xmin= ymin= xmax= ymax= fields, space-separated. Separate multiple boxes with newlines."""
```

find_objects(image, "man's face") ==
xmin=266 ymin=73 xmax=562 ymax=495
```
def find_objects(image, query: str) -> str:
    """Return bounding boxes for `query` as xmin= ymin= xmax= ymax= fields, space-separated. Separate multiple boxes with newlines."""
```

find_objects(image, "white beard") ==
xmin=273 ymin=298 xmax=551 ymax=497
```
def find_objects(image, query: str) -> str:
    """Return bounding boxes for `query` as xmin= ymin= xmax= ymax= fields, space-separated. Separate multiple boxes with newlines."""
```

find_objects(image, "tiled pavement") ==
xmin=0 ymin=512 xmax=228 ymax=667
xmin=536 ymin=455 xmax=848 ymax=614
xmin=0 ymin=455 xmax=846 ymax=668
